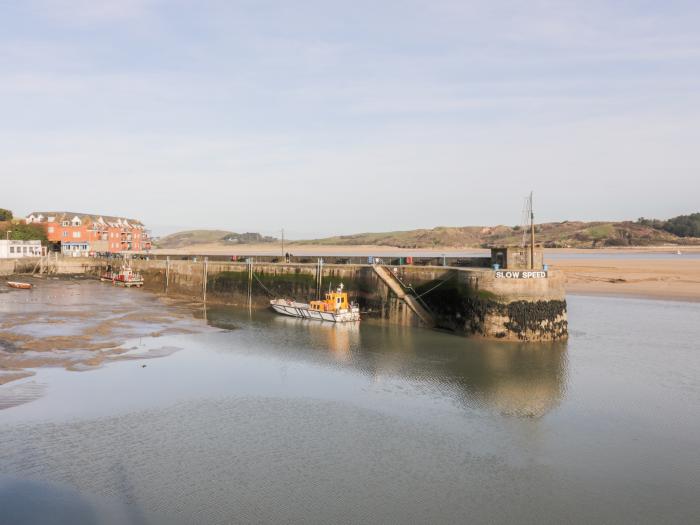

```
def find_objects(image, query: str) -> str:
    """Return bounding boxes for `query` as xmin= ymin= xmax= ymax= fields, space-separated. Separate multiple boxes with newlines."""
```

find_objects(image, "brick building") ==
xmin=26 ymin=212 xmax=151 ymax=256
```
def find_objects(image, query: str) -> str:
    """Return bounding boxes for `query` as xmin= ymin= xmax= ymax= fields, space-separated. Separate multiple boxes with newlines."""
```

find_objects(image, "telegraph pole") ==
xmin=529 ymin=192 xmax=535 ymax=269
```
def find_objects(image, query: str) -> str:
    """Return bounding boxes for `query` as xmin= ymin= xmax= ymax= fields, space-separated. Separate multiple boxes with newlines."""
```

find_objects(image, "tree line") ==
xmin=637 ymin=213 xmax=700 ymax=238
xmin=0 ymin=208 xmax=48 ymax=243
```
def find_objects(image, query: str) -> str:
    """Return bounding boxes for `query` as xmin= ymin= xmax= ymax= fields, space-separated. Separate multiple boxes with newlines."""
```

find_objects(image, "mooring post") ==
xmin=203 ymin=257 xmax=208 ymax=303
xmin=316 ymin=257 xmax=323 ymax=300
xmin=247 ymin=257 xmax=253 ymax=309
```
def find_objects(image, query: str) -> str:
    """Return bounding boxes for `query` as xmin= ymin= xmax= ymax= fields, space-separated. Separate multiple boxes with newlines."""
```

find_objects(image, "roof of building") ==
xmin=27 ymin=212 xmax=145 ymax=227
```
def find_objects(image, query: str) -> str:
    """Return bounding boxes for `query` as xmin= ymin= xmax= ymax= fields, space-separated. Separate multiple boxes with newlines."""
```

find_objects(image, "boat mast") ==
xmin=529 ymin=191 xmax=535 ymax=269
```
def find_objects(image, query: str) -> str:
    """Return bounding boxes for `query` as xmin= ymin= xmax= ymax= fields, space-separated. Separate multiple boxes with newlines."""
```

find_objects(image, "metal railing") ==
xmin=379 ymin=265 xmax=435 ymax=314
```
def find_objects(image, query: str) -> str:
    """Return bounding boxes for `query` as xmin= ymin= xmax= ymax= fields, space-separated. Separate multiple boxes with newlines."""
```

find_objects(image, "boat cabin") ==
xmin=310 ymin=285 xmax=350 ymax=312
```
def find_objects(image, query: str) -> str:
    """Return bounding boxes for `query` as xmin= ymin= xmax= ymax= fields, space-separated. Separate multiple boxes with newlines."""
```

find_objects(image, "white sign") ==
xmin=495 ymin=270 xmax=548 ymax=279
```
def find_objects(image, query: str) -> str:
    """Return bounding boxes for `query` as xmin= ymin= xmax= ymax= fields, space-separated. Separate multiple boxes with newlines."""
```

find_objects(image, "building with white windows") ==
xmin=0 ymin=240 xmax=43 ymax=259
xmin=26 ymin=212 xmax=151 ymax=254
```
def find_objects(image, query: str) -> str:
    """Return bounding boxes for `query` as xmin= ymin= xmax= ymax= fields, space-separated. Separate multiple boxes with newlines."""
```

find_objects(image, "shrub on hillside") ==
xmin=636 ymin=217 xmax=664 ymax=229
xmin=0 ymin=223 xmax=48 ymax=243
xmin=0 ymin=208 xmax=12 ymax=221
xmin=638 ymin=213 xmax=700 ymax=237
xmin=662 ymin=213 xmax=700 ymax=238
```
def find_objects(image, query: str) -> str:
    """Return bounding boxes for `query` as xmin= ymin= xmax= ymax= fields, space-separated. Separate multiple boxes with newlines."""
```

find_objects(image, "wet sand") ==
xmin=551 ymin=258 xmax=700 ymax=302
xmin=0 ymin=277 xmax=207 ymax=392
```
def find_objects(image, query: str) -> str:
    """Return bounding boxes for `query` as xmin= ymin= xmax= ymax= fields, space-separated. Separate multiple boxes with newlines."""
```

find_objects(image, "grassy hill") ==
xmin=297 ymin=221 xmax=700 ymax=249
xmin=155 ymin=216 xmax=700 ymax=250
xmin=155 ymin=230 xmax=276 ymax=249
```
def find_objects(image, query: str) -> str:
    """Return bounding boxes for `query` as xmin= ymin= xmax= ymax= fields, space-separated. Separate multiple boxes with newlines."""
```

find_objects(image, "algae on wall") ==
xmin=133 ymin=260 xmax=568 ymax=341
xmin=205 ymin=266 xmax=371 ymax=307
xmin=413 ymin=275 xmax=567 ymax=340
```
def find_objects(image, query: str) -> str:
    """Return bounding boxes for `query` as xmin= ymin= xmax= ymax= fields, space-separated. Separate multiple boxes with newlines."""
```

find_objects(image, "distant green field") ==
xmin=585 ymin=224 xmax=615 ymax=240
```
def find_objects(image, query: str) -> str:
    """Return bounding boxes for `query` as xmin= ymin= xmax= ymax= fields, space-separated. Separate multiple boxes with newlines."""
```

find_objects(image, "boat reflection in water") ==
xmin=206 ymin=307 xmax=567 ymax=419
xmin=272 ymin=316 xmax=361 ymax=363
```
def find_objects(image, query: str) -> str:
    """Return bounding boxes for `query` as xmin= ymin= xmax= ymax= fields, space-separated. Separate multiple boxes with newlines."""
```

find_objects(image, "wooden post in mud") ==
xmin=203 ymin=257 xmax=208 ymax=303
xmin=529 ymin=191 xmax=535 ymax=269
xmin=247 ymin=258 xmax=253 ymax=309
xmin=316 ymin=258 xmax=323 ymax=300
xmin=165 ymin=256 xmax=170 ymax=293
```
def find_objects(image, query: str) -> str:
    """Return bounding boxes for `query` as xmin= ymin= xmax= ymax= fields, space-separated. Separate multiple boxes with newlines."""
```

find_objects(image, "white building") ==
xmin=0 ymin=240 xmax=43 ymax=258
xmin=61 ymin=242 xmax=90 ymax=257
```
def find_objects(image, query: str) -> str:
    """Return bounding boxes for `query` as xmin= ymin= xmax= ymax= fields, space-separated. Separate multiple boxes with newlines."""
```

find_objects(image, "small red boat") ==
xmin=100 ymin=263 xmax=144 ymax=288
xmin=7 ymin=281 xmax=32 ymax=290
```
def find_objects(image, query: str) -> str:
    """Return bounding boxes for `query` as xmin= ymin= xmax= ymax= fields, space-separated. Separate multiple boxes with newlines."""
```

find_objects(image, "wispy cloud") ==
xmin=0 ymin=1 xmax=698 ymax=233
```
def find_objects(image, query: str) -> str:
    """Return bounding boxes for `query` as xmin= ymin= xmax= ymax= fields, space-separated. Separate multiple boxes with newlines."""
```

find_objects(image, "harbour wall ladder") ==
xmin=372 ymin=264 xmax=435 ymax=327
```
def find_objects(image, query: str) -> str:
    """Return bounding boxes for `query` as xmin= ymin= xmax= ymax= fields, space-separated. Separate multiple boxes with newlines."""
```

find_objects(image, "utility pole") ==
xmin=529 ymin=191 xmax=535 ymax=269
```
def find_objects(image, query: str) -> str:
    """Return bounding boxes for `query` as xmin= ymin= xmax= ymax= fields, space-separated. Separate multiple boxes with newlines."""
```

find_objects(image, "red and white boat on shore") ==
xmin=100 ymin=263 xmax=144 ymax=288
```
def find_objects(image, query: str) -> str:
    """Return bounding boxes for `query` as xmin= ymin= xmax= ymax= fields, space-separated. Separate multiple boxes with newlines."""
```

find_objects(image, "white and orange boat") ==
xmin=270 ymin=284 xmax=360 ymax=323
xmin=100 ymin=263 xmax=144 ymax=288
xmin=7 ymin=281 xmax=32 ymax=290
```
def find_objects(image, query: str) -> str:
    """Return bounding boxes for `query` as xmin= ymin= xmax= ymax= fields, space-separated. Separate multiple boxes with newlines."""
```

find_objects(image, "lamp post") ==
xmin=5 ymin=230 xmax=11 ymax=241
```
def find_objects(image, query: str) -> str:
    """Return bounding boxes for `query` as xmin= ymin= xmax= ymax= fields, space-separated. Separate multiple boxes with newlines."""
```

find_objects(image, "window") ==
xmin=9 ymin=247 xmax=14 ymax=254
xmin=62 ymin=221 xmax=70 ymax=227
xmin=62 ymin=231 xmax=68 ymax=237
xmin=72 ymin=231 xmax=81 ymax=238
xmin=48 ymin=226 xmax=54 ymax=233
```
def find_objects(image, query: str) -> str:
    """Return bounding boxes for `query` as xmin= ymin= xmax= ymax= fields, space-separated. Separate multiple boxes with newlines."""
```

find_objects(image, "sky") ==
xmin=1 ymin=0 xmax=699 ymax=238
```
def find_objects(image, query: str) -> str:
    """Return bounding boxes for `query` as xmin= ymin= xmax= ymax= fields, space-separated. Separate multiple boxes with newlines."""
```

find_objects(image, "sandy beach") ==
xmin=549 ymin=258 xmax=700 ymax=302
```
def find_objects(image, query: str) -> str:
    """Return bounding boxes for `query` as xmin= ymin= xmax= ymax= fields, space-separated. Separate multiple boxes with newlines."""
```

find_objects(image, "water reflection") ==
xmin=205 ymin=307 xmax=568 ymax=418
xmin=0 ymin=476 xmax=133 ymax=525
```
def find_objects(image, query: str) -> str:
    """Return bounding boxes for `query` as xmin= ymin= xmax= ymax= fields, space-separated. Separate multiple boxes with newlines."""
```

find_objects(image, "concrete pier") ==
xmin=2 ymin=256 xmax=567 ymax=341
xmin=129 ymin=258 xmax=567 ymax=341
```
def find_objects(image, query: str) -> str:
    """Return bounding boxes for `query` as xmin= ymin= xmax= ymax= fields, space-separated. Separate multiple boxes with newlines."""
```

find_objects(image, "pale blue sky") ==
xmin=1 ymin=0 xmax=699 ymax=237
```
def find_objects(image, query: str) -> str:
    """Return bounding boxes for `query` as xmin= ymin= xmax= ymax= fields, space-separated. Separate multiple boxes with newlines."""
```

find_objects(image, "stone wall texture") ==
xmin=3 ymin=257 xmax=567 ymax=341
xmin=128 ymin=259 xmax=567 ymax=341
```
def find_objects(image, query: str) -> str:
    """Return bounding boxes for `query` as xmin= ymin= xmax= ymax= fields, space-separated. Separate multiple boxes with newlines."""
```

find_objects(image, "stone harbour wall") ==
xmin=127 ymin=259 xmax=567 ymax=341
xmin=6 ymin=256 xmax=567 ymax=341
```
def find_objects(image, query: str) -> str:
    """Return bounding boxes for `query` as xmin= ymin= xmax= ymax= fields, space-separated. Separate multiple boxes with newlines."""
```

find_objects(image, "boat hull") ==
xmin=7 ymin=281 xmax=32 ymax=290
xmin=100 ymin=273 xmax=144 ymax=288
xmin=270 ymin=300 xmax=360 ymax=323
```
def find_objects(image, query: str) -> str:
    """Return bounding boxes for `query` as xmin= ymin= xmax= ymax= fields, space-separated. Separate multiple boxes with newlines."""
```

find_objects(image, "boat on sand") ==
xmin=100 ymin=262 xmax=144 ymax=288
xmin=7 ymin=281 xmax=32 ymax=290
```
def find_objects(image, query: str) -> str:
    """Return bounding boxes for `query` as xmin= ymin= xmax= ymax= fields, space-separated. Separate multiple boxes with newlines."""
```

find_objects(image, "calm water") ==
xmin=1 ymin=287 xmax=699 ymax=524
